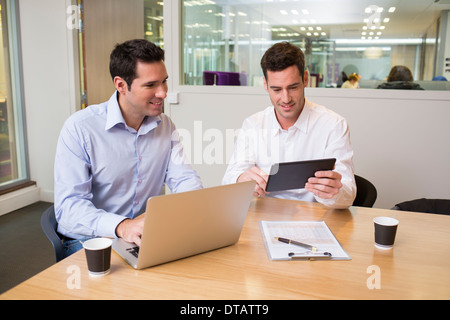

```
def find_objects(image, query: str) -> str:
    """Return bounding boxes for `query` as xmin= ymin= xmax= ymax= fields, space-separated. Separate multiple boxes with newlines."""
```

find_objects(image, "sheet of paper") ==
xmin=259 ymin=220 xmax=351 ymax=260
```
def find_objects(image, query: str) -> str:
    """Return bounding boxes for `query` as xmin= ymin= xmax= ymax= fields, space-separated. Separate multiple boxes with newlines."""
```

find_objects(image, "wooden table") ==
xmin=2 ymin=197 xmax=450 ymax=300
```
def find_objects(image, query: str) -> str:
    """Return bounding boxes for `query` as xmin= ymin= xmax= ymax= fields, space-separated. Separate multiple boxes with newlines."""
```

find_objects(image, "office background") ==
xmin=1 ymin=0 xmax=450 ymax=216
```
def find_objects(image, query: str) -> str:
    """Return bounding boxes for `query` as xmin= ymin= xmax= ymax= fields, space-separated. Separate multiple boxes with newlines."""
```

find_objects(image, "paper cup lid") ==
xmin=373 ymin=216 xmax=399 ymax=226
xmin=83 ymin=238 xmax=112 ymax=250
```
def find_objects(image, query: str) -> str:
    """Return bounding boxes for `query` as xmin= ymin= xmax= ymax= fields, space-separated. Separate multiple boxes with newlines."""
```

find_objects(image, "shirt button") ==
xmin=138 ymin=179 xmax=142 ymax=184
xmin=134 ymin=201 xmax=139 ymax=205
xmin=139 ymin=156 xmax=142 ymax=161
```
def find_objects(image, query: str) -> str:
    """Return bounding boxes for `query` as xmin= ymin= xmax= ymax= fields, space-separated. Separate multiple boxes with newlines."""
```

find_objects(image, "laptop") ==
xmin=112 ymin=181 xmax=256 ymax=269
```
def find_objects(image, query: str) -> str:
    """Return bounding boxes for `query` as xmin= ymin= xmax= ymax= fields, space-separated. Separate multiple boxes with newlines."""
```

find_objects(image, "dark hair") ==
xmin=387 ymin=65 xmax=413 ymax=82
xmin=109 ymin=39 xmax=165 ymax=89
xmin=260 ymin=42 xmax=305 ymax=81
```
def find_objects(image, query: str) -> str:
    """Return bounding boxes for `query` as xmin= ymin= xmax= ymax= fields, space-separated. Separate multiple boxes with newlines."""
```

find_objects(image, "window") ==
xmin=144 ymin=0 xmax=164 ymax=48
xmin=0 ymin=0 xmax=29 ymax=192
xmin=182 ymin=0 xmax=450 ymax=90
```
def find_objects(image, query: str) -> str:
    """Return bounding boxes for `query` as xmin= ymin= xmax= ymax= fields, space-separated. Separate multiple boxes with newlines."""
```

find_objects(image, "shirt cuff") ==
xmin=97 ymin=212 xmax=129 ymax=238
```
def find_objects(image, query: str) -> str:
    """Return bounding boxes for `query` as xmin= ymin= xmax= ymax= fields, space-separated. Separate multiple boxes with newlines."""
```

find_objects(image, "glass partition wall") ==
xmin=182 ymin=0 xmax=450 ymax=90
xmin=0 ymin=0 xmax=29 ymax=192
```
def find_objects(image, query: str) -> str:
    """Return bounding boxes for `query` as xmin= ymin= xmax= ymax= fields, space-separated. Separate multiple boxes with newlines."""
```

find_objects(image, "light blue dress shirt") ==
xmin=54 ymin=92 xmax=203 ymax=239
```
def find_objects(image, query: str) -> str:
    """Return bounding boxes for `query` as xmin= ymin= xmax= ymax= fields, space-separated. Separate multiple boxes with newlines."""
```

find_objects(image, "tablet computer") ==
xmin=265 ymin=158 xmax=336 ymax=192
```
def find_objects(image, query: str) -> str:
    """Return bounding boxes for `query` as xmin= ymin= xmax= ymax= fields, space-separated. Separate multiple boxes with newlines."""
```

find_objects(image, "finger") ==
xmin=314 ymin=170 xmax=341 ymax=179
xmin=254 ymin=184 xmax=267 ymax=197
xmin=308 ymin=177 xmax=342 ymax=189
xmin=305 ymin=182 xmax=339 ymax=199
xmin=133 ymin=233 xmax=142 ymax=247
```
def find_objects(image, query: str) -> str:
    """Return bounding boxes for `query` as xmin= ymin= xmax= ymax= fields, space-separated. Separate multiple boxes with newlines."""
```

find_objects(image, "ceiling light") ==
xmin=280 ymin=10 xmax=288 ymax=15
xmin=388 ymin=7 xmax=396 ymax=13
xmin=383 ymin=18 xmax=390 ymax=23
xmin=377 ymin=7 xmax=383 ymax=13
xmin=291 ymin=10 xmax=299 ymax=15
xmin=302 ymin=9 xmax=309 ymax=15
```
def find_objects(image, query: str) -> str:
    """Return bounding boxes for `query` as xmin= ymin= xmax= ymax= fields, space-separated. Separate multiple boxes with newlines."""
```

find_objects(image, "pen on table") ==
xmin=275 ymin=237 xmax=317 ymax=252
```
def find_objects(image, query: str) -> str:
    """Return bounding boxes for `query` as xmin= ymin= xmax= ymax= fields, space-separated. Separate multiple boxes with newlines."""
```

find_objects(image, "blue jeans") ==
xmin=62 ymin=237 xmax=92 ymax=259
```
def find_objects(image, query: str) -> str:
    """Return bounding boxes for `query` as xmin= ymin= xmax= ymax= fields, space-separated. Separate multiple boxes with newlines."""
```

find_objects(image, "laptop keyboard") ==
xmin=126 ymin=246 xmax=139 ymax=258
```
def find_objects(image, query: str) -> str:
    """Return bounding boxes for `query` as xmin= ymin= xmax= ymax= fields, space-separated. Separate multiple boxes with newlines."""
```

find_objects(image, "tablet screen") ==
xmin=266 ymin=158 xmax=336 ymax=192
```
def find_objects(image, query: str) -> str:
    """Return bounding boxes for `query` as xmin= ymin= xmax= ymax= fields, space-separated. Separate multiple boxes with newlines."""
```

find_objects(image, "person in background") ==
xmin=54 ymin=39 xmax=203 ymax=258
xmin=341 ymin=73 xmax=359 ymax=89
xmin=222 ymin=42 xmax=356 ymax=209
xmin=377 ymin=65 xmax=424 ymax=90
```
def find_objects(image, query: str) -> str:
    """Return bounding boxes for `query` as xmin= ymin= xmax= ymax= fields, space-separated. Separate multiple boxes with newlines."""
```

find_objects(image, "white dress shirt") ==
xmin=54 ymin=92 xmax=203 ymax=239
xmin=222 ymin=99 xmax=356 ymax=208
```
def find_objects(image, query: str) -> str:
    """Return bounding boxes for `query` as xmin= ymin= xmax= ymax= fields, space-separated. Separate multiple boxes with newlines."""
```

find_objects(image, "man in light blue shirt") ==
xmin=54 ymin=39 xmax=202 ymax=258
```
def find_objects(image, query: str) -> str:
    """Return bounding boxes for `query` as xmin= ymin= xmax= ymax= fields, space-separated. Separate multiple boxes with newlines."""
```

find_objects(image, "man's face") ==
xmin=117 ymin=60 xmax=168 ymax=126
xmin=264 ymin=65 xmax=308 ymax=130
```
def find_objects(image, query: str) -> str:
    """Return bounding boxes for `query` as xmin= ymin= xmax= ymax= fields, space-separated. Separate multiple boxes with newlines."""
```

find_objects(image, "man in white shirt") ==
xmin=222 ymin=42 xmax=356 ymax=208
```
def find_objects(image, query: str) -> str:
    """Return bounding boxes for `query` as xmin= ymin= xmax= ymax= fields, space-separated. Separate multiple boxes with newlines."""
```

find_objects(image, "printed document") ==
xmin=259 ymin=220 xmax=351 ymax=260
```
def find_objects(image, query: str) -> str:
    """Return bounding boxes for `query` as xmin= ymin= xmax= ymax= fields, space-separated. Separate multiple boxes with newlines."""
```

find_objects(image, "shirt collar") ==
xmin=105 ymin=91 xmax=126 ymax=131
xmin=271 ymin=99 xmax=311 ymax=136
xmin=104 ymin=91 xmax=161 ymax=134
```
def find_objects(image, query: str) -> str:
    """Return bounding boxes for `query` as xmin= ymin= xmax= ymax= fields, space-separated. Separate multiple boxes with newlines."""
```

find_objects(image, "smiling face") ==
xmin=115 ymin=60 xmax=168 ymax=130
xmin=264 ymin=64 xmax=308 ymax=130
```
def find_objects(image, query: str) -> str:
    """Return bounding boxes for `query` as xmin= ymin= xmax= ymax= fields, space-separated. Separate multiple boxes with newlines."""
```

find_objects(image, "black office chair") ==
xmin=41 ymin=205 xmax=64 ymax=262
xmin=392 ymin=198 xmax=450 ymax=215
xmin=353 ymin=175 xmax=377 ymax=208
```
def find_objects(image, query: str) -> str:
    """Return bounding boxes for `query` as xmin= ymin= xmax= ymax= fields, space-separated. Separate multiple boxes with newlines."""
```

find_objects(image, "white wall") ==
xmin=20 ymin=0 xmax=78 ymax=199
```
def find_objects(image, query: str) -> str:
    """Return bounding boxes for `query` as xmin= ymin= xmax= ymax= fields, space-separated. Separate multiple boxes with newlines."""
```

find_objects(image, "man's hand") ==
xmin=115 ymin=215 xmax=145 ymax=246
xmin=305 ymin=170 xmax=343 ymax=199
xmin=237 ymin=166 xmax=269 ymax=197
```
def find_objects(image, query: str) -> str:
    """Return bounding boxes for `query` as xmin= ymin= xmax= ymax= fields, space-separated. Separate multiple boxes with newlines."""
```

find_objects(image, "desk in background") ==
xmin=2 ymin=197 xmax=450 ymax=300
